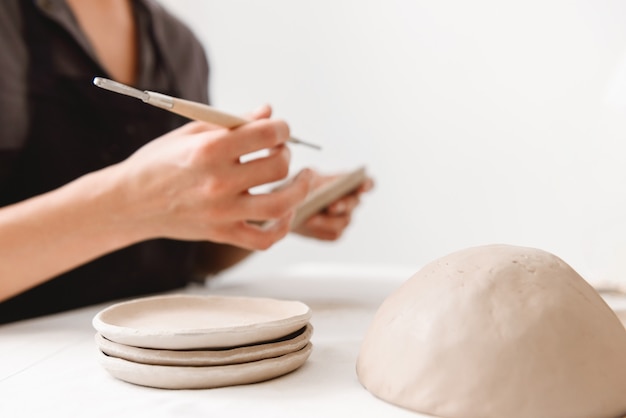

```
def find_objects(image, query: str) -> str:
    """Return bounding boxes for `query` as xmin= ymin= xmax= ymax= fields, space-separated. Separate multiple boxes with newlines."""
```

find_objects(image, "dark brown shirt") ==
xmin=0 ymin=0 xmax=212 ymax=323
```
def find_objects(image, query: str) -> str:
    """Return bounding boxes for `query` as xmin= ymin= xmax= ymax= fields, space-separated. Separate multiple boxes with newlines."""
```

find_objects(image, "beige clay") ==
xmin=93 ymin=294 xmax=312 ymax=349
xmin=94 ymin=324 xmax=313 ymax=367
xmin=97 ymin=342 xmax=313 ymax=389
xmin=356 ymin=244 xmax=626 ymax=418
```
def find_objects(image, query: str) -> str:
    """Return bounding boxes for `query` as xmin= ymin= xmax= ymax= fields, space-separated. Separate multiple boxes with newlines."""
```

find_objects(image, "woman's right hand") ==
xmin=113 ymin=117 xmax=313 ymax=250
xmin=0 ymin=111 xmax=311 ymax=301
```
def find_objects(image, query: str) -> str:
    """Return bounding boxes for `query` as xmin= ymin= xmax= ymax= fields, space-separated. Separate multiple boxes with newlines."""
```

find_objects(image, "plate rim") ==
xmin=94 ymin=323 xmax=313 ymax=366
xmin=92 ymin=294 xmax=312 ymax=349
xmin=97 ymin=342 xmax=313 ymax=389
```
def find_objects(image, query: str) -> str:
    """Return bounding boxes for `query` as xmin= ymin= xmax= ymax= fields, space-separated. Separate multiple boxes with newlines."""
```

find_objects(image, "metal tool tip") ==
xmin=91 ymin=77 xmax=149 ymax=102
xmin=290 ymin=137 xmax=322 ymax=150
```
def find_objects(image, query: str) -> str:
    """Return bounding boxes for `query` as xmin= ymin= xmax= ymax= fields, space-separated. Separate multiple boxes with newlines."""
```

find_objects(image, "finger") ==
xmin=225 ymin=210 xmax=294 ymax=250
xmin=218 ymin=118 xmax=291 ymax=158
xmin=244 ymin=104 xmax=273 ymax=121
xmin=236 ymin=168 xmax=313 ymax=221
xmin=302 ymin=213 xmax=351 ymax=241
xmin=323 ymin=177 xmax=373 ymax=214
xmin=234 ymin=144 xmax=291 ymax=190
xmin=326 ymin=194 xmax=360 ymax=216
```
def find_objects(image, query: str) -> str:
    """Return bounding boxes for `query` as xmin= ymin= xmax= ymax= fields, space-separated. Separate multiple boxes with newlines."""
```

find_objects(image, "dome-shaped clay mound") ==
xmin=356 ymin=244 xmax=626 ymax=418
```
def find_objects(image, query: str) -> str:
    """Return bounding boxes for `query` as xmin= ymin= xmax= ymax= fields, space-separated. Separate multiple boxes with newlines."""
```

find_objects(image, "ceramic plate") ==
xmin=95 ymin=323 xmax=313 ymax=366
xmin=93 ymin=294 xmax=312 ymax=349
xmin=97 ymin=343 xmax=313 ymax=389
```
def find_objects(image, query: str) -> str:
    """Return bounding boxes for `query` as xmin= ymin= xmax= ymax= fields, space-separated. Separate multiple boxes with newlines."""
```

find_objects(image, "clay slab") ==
xmin=292 ymin=166 xmax=366 ymax=228
xmin=94 ymin=323 xmax=313 ymax=366
xmin=93 ymin=294 xmax=312 ymax=349
xmin=97 ymin=343 xmax=313 ymax=389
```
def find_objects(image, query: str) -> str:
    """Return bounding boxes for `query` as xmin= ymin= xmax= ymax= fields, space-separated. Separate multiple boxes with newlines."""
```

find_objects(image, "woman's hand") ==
xmin=0 ymin=104 xmax=311 ymax=301
xmin=114 ymin=110 xmax=312 ymax=250
xmin=292 ymin=171 xmax=374 ymax=240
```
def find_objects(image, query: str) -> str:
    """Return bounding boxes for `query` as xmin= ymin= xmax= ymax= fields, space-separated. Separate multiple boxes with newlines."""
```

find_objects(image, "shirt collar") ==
xmin=33 ymin=0 xmax=98 ymax=65
xmin=32 ymin=0 xmax=156 ymax=88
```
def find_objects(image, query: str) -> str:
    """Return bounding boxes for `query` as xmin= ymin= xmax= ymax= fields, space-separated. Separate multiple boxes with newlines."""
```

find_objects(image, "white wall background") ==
xmin=159 ymin=0 xmax=626 ymax=283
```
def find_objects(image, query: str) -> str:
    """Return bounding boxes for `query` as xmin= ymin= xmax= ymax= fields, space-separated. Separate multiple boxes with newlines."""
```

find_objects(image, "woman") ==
xmin=0 ymin=0 xmax=372 ymax=323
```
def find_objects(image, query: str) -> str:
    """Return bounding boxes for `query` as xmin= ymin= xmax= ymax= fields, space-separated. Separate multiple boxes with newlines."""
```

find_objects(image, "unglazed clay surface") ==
xmin=98 ymin=342 xmax=313 ymax=389
xmin=292 ymin=166 xmax=366 ymax=228
xmin=95 ymin=323 xmax=313 ymax=366
xmin=356 ymin=244 xmax=626 ymax=418
xmin=93 ymin=294 xmax=312 ymax=349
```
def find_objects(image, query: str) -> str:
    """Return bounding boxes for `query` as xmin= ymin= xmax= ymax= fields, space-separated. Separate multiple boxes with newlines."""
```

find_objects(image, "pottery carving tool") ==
xmin=92 ymin=77 xmax=321 ymax=150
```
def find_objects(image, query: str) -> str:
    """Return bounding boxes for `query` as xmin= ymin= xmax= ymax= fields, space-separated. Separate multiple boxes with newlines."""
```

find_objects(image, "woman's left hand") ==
xmin=293 ymin=170 xmax=374 ymax=241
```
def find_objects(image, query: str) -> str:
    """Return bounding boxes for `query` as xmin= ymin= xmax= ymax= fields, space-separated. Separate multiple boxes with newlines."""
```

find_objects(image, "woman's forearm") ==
xmin=0 ymin=164 xmax=142 ymax=301
xmin=0 ymin=119 xmax=312 ymax=302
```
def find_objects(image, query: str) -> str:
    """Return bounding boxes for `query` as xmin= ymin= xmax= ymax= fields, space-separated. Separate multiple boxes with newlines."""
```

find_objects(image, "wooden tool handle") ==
xmin=171 ymin=98 xmax=249 ymax=128
xmin=168 ymin=96 xmax=321 ymax=149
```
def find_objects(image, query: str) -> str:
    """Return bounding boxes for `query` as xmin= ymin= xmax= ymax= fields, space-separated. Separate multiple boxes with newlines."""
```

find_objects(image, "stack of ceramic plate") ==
xmin=92 ymin=294 xmax=313 ymax=389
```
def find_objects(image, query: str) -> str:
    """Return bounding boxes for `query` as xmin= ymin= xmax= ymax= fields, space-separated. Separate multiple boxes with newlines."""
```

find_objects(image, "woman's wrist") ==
xmin=73 ymin=162 xmax=152 ymax=249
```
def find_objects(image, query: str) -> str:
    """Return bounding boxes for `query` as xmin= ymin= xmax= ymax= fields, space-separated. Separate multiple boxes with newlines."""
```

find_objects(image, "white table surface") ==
xmin=0 ymin=263 xmax=425 ymax=418
xmin=2 ymin=262 xmax=625 ymax=418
